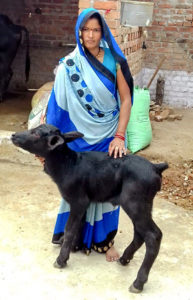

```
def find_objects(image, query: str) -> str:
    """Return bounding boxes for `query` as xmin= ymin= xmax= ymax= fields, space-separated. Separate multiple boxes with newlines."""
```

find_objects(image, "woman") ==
xmin=46 ymin=8 xmax=133 ymax=262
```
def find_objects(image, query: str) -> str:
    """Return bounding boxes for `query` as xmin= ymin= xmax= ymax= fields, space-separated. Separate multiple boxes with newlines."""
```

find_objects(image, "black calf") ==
xmin=11 ymin=124 xmax=168 ymax=293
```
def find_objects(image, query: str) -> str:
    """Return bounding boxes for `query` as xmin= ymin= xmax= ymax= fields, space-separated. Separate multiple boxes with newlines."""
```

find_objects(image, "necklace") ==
xmin=95 ymin=47 xmax=101 ymax=58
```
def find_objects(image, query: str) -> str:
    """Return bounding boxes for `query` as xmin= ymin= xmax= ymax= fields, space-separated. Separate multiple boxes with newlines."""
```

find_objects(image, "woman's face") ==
xmin=81 ymin=18 xmax=102 ymax=51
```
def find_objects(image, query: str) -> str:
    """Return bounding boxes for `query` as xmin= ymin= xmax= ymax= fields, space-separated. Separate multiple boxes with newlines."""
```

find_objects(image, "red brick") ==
xmin=106 ymin=19 xmax=120 ymax=29
xmin=156 ymin=48 xmax=168 ymax=53
xmin=53 ymin=0 xmax=65 ymax=2
xmin=150 ymin=26 xmax=164 ymax=31
xmin=158 ymin=4 xmax=172 ymax=9
xmin=78 ymin=0 xmax=90 ymax=9
xmin=39 ymin=0 xmax=52 ymax=2
xmin=176 ymin=9 xmax=185 ymax=15
xmin=104 ymin=10 xmax=120 ymax=20
xmin=179 ymin=27 xmax=193 ymax=32
xmin=158 ymin=21 xmax=166 ymax=26
xmin=165 ymin=26 xmax=178 ymax=31
xmin=94 ymin=1 xmax=118 ymax=10
xmin=183 ymin=22 xmax=192 ymax=27
xmin=186 ymin=15 xmax=193 ymax=22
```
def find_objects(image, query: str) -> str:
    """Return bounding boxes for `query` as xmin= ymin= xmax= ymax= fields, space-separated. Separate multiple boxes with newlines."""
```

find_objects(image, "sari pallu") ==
xmin=46 ymin=8 xmax=133 ymax=252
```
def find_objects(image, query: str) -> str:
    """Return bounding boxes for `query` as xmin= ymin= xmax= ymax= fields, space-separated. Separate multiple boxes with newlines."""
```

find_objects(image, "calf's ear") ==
xmin=47 ymin=135 xmax=64 ymax=150
xmin=63 ymin=131 xmax=84 ymax=143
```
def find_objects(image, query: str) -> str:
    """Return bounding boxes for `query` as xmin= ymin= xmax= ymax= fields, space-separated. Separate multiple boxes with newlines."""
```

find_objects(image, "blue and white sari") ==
xmin=46 ymin=8 xmax=133 ymax=253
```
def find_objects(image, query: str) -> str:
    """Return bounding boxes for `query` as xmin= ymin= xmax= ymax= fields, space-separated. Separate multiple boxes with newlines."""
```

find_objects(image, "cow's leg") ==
xmin=54 ymin=205 xmax=86 ymax=268
xmin=3 ymin=68 xmax=13 ymax=93
xmin=129 ymin=219 xmax=162 ymax=293
xmin=120 ymin=192 xmax=162 ymax=293
xmin=0 ymin=68 xmax=13 ymax=102
xmin=119 ymin=229 xmax=144 ymax=265
xmin=5 ymin=68 xmax=13 ymax=91
xmin=0 ymin=77 xmax=4 ymax=102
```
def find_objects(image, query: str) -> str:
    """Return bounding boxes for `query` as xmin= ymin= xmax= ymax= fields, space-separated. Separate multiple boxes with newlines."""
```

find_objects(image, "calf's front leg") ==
xmin=119 ymin=230 xmax=144 ymax=265
xmin=54 ymin=207 xmax=86 ymax=268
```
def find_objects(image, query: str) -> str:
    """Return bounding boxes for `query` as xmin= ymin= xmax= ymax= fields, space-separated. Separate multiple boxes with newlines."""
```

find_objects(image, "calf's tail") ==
xmin=154 ymin=162 xmax=169 ymax=175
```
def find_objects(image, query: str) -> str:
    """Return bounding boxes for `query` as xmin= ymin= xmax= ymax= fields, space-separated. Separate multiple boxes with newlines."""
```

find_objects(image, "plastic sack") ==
xmin=28 ymin=82 xmax=53 ymax=129
xmin=127 ymin=86 xmax=152 ymax=153
xmin=31 ymin=81 xmax=53 ymax=108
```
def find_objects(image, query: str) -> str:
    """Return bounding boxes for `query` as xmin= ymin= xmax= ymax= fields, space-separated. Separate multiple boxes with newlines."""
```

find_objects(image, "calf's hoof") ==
xmin=118 ymin=256 xmax=130 ymax=266
xmin=129 ymin=283 xmax=142 ymax=294
xmin=53 ymin=259 xmax=67 ymax=269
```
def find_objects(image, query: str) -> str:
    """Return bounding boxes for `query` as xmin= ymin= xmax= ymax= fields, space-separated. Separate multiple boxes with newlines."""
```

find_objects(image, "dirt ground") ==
xmin=1 ymin=91 xmax=193 ymax=299
xmin=0 ymin=91 xmax=193 ymax=210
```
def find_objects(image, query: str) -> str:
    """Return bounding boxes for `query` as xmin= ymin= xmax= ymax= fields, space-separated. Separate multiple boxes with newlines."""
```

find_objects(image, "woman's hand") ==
xmin=109 ymin=67 xmax=131 ymax=159
xmin=109 ymin=137 xmax=127 ymax=158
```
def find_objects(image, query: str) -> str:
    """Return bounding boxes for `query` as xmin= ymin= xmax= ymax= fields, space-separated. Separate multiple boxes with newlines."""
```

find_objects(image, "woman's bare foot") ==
xmin=106 ymin=245 xmax=120 ymax=262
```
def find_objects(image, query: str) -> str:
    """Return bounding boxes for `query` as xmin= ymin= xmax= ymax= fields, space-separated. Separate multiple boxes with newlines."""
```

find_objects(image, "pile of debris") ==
xmin=160 ymin=161 xmax=193 ymax=210
xmin=149 ymin=101 xmax=183 ymax=122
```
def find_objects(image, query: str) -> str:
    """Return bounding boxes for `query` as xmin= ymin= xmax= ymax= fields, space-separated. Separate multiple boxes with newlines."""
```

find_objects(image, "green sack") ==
xmin=127 ymin=87 xmax=152 ymax=153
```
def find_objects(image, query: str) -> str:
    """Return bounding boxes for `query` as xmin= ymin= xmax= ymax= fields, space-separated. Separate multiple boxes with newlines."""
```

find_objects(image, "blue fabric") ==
xmin=54 ymin=202 xmax=120 ymax=249
xmin=54 ymin=212 xmax=70 ymax=235
xmin=46 ymin=50 xmax=120 ymax=148
xmin=103 ymin=48 xmax=117 ymax=77
xmin=49 ymin=8 xmax=133 ymax=250
xmin=84 ymin=207 xmax=120 ymax=248
xmin=46 ymin=72 xmax=117 ymax=151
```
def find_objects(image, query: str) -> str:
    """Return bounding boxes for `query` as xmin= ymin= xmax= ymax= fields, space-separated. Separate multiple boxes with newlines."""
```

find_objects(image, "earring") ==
xmin=79 ymin=30 xmax=83 ymax=44
xmin=80 ymin=37 xmax=83 ymax=44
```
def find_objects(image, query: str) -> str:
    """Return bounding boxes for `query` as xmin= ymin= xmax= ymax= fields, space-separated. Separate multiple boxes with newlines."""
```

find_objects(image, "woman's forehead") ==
xmin=83 ymin=18 xmax=101 ymax=28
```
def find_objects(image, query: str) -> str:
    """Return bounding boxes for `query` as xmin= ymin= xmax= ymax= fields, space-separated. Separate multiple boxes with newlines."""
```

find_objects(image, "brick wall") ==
xmin=24 ymin=0 xmax=78 ymax=47
xmin=137 ymin=0 xmax=193 ymax=107
xmin=0 ymin=0 xmax=78 ymax=89
xmin=1 ymin=0 xmax=192 ymax=106
xmin=1 ymin=0 xmax=143 ymax=90
xmin=0 ymin=0 xmax=78 ymax=46
xmin=144 ymin=0 xmax=193 ymax=72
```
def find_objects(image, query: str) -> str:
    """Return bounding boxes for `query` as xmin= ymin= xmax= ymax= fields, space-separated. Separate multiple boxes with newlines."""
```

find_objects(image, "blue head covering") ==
xmin=75 ymin=8 xmax=133 ymax=100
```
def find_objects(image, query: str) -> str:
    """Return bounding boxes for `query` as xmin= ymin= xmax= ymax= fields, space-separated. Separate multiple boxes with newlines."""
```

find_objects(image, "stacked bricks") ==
xmin=125 ymin=28 xmax=143 ymax=76
xmin=144 ymin=0 xmax=193 ymax=72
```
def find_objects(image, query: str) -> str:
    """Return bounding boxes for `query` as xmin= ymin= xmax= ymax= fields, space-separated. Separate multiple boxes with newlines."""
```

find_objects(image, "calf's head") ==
xmin=11 ymin=124 xmax=84 ymax=157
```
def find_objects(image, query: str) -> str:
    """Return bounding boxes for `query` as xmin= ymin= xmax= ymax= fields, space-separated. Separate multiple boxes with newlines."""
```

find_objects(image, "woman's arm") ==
xmin=109 ymin=67 xmax=132 ymax=158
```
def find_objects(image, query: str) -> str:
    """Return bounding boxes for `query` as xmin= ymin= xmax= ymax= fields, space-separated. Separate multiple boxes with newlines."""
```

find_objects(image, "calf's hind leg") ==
xmin=129 ymin=219 xmax=162 ymax=293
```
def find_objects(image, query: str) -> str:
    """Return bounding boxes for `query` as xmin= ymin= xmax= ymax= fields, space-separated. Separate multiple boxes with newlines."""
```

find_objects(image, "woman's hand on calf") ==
xmin=109 ymin=138 xmax=127 ymax=159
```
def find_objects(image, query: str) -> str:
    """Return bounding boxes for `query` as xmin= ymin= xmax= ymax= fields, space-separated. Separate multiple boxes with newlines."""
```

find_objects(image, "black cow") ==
xmin=0 ymin=14 xmax=30 ymax=101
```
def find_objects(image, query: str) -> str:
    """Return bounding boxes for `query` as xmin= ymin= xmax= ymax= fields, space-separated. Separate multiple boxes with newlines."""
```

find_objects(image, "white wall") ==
xmin=134 ymin=69 xmax=193 ymax=108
